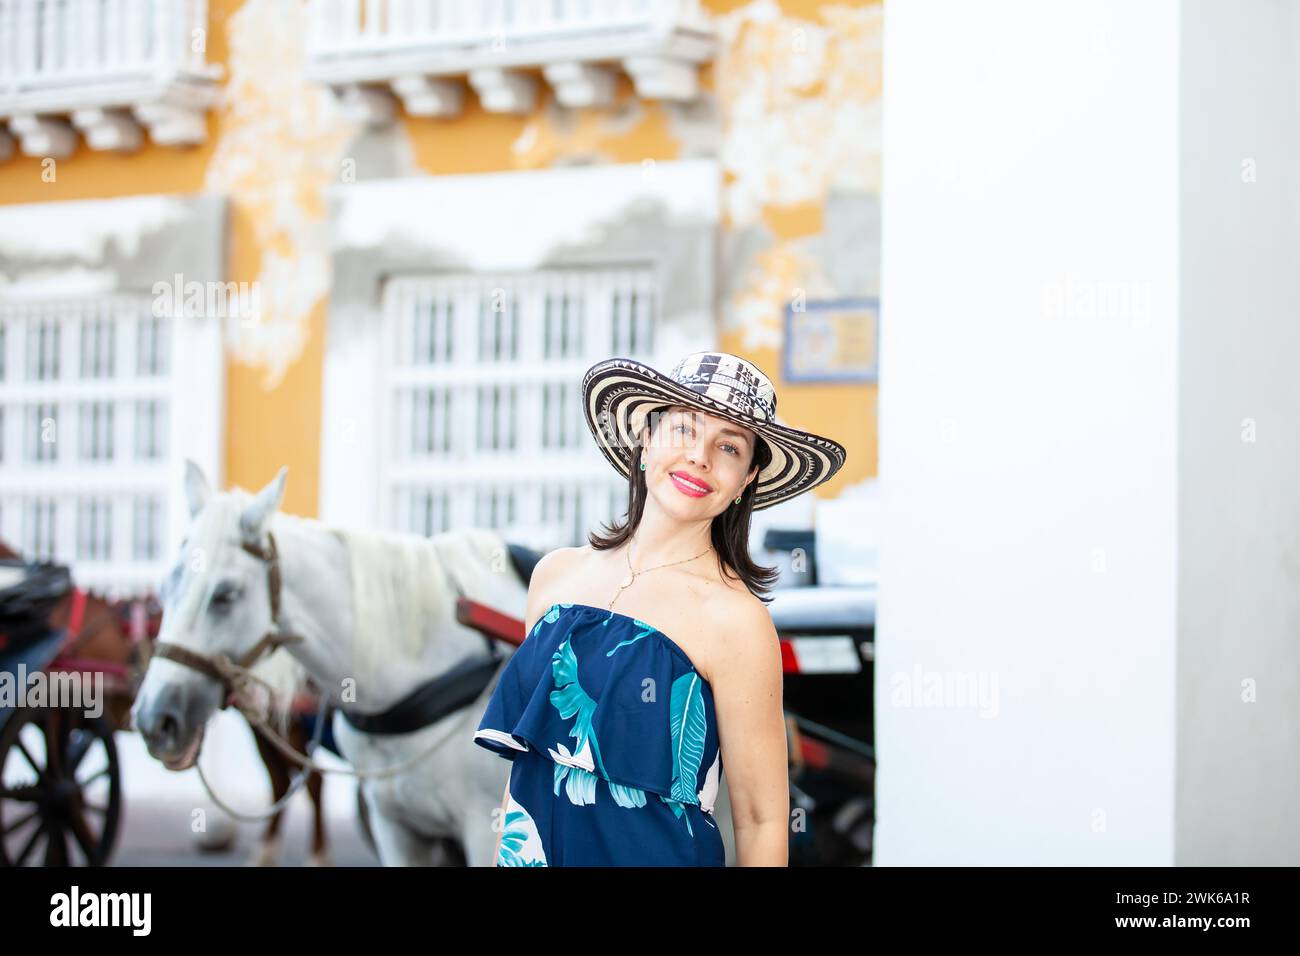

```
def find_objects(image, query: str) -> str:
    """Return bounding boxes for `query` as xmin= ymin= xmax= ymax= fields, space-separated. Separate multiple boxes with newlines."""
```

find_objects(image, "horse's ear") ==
xmin=184 ymin=459 xmax=212 ymax=517
xmin=239 ymin=466 xmax=288 ymax=541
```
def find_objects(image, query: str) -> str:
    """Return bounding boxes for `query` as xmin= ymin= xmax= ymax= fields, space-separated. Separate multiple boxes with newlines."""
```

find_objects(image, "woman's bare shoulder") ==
xmin=713 ymin=584 xmax=772 ymax=624
xmin=522 ymin=546 xmax=581 ymax=634
xmin=702 ymin=579 xmax=776 ymax=652
xmin=526 ymin=545 xmax=594 ymax=606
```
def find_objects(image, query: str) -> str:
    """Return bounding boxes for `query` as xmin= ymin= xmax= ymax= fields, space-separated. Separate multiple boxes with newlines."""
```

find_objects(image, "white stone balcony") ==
xmin=0 ymin=0 xmax=223 ymax=162
xmin=305 ymin=0 xmax=715 ymax=124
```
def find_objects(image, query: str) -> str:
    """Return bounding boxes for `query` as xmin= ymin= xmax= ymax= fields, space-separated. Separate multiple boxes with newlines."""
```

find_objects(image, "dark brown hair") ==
xmin=588 ymin=403 xmax=780 ymax=604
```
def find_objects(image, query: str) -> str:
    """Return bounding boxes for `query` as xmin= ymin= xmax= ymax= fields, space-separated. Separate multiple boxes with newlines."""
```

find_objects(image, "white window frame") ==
xmin=0 ymin=294 xmax=221 ymax=598
xmin=320 ymin=159 xmax=719 ymax=551
xmin=0 ymin=192 xmax=227 ymax=601
xmin=378 ymin=267 xmax=659 ymax=548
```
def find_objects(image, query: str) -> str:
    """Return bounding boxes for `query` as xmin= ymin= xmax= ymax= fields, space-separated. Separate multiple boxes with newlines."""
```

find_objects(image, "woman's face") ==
xmin=641 ymin=405 xmax=759 ymax=517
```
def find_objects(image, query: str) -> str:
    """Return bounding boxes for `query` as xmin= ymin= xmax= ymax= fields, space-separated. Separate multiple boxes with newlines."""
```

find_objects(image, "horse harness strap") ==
xmin=337 ymin=534 xmax=504 ymax=735
xmin=152 ymin=530 xmax=303 ymax=709
xmin=338 ymin=653 xmax=504 ymax=735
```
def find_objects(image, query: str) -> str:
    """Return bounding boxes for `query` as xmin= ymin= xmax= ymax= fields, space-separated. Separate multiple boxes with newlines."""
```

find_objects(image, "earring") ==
xmin=640 ymin=462 xmax=647 ymax=471
xmin=734 ymin=495 xmax=742 ymax=504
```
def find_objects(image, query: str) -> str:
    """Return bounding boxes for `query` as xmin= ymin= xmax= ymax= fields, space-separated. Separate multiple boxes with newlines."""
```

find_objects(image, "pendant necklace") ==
xmin=609 ymin=538 xmax=713 ymax=611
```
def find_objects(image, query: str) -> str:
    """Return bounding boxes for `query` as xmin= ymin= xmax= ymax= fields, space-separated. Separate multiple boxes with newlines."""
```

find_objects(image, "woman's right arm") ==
xmin=492 ymin=774 xmax=509 ymax=865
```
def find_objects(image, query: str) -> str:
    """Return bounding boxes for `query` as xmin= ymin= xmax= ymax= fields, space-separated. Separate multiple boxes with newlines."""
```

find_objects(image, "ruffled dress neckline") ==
xmin=543 ymin=602 xmax=712 ymax=690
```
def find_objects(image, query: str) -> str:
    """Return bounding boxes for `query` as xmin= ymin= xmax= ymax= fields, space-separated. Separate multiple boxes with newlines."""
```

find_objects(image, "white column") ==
xmin=878 ymin=0 xmax=1180 ymax=865
xmin=880 ymin=0 xmax=1300 ymax=867
xmin=1175 ymin=0 xmax=1300 ymax=865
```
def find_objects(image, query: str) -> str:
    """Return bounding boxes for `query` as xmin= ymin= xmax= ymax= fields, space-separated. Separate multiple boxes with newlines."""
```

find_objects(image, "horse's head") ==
xmin=131 ymin=460 xmax=289 ymax=770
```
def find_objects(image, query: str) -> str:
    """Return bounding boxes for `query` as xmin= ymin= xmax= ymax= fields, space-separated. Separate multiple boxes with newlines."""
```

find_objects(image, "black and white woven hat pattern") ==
xmin=582 ymin=352 xmax=847 ymax=511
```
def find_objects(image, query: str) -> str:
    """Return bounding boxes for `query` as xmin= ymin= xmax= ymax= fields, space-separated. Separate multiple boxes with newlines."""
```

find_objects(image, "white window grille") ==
xmin=134 ymin=398 xmax=166 ymax=460
xmin=78 ymin=400 xmax=114 ymax=461
xmin=22 ymin=496 xmax=56 ymax=560
xmin=26 ymin=317 xmax=59 ymax=380
xmin=24 ymin=400 xmax=56 ymax=462
xmin=136 ymin=314 xmax=169 ymax=376
xmin=379 ymin=267 xmax=656 ymax=549
xmin=0 ymin=296 xmax=176 ymax=596
xmin=132 ymin=494 xmax=161 ymax=561
xmin=76 ymin=496 xmax=112 ymax=561
xmin=80 ymin=314 xmax=115 ymax=378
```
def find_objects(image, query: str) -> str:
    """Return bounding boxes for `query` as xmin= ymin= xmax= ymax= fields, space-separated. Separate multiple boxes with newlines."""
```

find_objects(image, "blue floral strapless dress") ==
xmin=473 ymin=602 xmax=725 ymax=867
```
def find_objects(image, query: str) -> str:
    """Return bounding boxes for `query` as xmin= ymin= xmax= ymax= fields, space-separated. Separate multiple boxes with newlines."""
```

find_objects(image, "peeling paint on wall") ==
xmin=731 ymin=240 xmax=829 ymax=351
xmin=0 ymin=194 xmax=194 ymax=262
xmin=0 ymin=194 xmax=228 ymax=301
xmin=710 ymin=0 xmax=883 ymax=351
xmin=713 ymin=0 xmax=883 ymax=228
xmin=508 ymin=87 xmax=666 ymax=169
xmin=202 ymin=0 xmax=360 ymax=389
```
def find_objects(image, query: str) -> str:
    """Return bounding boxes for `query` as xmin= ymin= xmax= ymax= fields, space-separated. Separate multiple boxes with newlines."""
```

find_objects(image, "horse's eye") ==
xmin=209 ymin=586 xmax=240 ymax=609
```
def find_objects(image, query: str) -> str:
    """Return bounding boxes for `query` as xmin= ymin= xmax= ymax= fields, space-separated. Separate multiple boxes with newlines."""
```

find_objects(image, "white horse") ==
xmin=131 ymin=461 xmax=526 ymax=866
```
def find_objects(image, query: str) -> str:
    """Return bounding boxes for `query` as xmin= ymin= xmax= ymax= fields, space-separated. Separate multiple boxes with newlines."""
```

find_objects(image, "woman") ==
xmin=473 ymin=351 xmax=847 ymax=866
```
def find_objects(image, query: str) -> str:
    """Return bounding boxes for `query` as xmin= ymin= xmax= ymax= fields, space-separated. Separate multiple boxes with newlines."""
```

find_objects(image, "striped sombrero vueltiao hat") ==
xmin=581 ymin=352 xmax=848 ymax=511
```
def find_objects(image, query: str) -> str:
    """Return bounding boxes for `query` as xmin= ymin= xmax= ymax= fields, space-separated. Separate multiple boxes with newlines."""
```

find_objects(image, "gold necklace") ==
xmin=609 ymin=539 xmax=713 ymax=611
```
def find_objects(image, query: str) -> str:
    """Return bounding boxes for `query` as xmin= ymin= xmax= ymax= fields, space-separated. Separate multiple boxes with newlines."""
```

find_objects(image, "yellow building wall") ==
xmin=0 ymin=0 xmax=881 ymax=519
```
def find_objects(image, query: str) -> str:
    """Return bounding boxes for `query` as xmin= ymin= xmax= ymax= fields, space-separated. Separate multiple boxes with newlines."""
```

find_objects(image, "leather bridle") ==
xmin=151 ymin=531 xmax=303 ymax=710
xmin=151 ymin=526 xmax=505 ymax=738
xmin=144 ymin=526 xmax=513 ymax=822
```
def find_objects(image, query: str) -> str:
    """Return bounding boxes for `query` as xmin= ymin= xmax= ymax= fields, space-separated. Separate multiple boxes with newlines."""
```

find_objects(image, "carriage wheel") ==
xmin=0 ymin=705 xmax=122 ymax=866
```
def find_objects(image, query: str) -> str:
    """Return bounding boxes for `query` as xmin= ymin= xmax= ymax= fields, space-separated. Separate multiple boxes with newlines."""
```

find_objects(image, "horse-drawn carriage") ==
xmin=0 ymin=556 xmax=138 ymax=866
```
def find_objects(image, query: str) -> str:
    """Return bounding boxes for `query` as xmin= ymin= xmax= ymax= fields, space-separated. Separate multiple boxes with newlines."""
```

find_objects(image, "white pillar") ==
xmin=876 ymin=0 xmax=1298 ymax=864
xmin=1174 ymin=0 xmax=1300 ymax=866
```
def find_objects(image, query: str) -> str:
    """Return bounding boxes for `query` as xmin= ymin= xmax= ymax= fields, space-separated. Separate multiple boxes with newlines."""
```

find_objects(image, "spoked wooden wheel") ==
xmin=0 ymin=705 xmax=122 ymax=866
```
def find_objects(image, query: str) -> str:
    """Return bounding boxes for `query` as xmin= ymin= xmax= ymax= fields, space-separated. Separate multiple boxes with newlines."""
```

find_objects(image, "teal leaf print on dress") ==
xmin=549 ymin=748 xmax=599 ymax=806
xmin=546 ymin=622 xmax=650 ymax=810
xmin=533 ymin=603 xmax=571 ymax=638
xmin=667 ymin=672 xmax=707 ymax=829
xmin=607 ymin=780 xmax=647 ymax=808
xmin=543 ymin=603 xmax=572 ymax=625
xmin=606 ymin=619 xmax=656 ymax=657
xmin=550 ymin=746 xmax=647 ymax=808
xmin=658 ymin=795 xmax=694 ymax=837
xmin=498 ymin=802 xmax=548 ymax=866
xmin=549 ymin=635 xmax=610 ymax=779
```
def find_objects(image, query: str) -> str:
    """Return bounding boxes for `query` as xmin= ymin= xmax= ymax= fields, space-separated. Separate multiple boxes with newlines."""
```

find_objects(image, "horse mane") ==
xmin=321 ymin=523 xmax=507 ymax=693
xmin=201 ymin=488 xmax=508 ymax=717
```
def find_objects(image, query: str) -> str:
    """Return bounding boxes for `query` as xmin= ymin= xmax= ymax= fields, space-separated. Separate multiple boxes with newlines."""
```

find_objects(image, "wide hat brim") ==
xmin=581 ymin=357 xmax=848 ymax=511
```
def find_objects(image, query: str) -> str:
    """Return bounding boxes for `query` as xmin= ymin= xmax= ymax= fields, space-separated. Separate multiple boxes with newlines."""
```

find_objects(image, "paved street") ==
xmin=106 ymin=714 xmax=378 ymax=867
xmin=109 ymin=793 xmax=377 ymax=867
